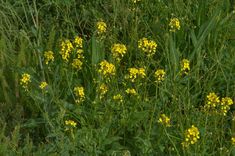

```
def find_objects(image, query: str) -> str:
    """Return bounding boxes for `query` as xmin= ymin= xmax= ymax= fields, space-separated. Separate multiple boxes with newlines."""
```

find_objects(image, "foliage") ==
xmin=0 ymin=0 xmax=235 ymax=155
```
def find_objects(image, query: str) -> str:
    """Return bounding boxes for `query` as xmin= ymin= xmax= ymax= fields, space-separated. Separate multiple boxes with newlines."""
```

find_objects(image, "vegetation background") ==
xmin=0 ymin=0 xmax=235 ymax=155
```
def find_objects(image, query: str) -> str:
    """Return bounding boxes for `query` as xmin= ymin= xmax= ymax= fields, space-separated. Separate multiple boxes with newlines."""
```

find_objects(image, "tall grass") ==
xmin=0 ymin=0 xmax=235 ymax=155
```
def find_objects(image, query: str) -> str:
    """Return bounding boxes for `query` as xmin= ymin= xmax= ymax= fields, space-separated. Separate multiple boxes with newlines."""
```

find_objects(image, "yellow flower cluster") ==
xmin=74 ymin=36 xmax=83 ymax=48
xmin=221 ymin=97 xmax=233 ymax=115
xmin=206 ymin=92 xmax=220 ymax=108
xmin=232 ymin=137 xmax=235 ymax=145
xmin=154 ymin=69 xmax=166 ymax=82
xmin=98 ymin=83 xmax=108 ymax=99
xmin=39 ymin=81 xmax=48 ymax=90
xmin=182 ymin=125 xmax=200 ymax=148
xmin=72 ymin=36 xmax=84 ymax=70
xmin=98 ymin=60 xmax=116 ymax=79
xmin=74 ymin=86 xmax=85 ymax=104
xmin=158 ymin=114 xmax=171 ymax=127
xmin=44 ymin=51 xmax=54 ymax=65
xmin=113 ymin=94 xmax=123 ymax=103
xmin=169 ymin=18 xmax=181 ymax=32
xmin=65 ymin=120 xmax=77 ymax=128
xmin=20 ymin=73 xmax=31 ymax=90
xmin=96 ymin=21 xmax=107 ymax=35
xmin=126 ymin=67 xmax=146 ymax=82
xmin=181 ymin=59 xmax=190 ymax=75
xmin=111 ymin=43 xmax=127 ymax=62
xmin=72 ymin=59 xmax=83 ymax=70
xmin=204 ymin=92 xmax=233 ymax=115
xmin=59 ymin=36 xmax=84 ymax=70
xmin=60 ymin=39 xmax=74 ymax=62
xmin=138 ymin=37 xmax=157 ymax=57
xmin=125 ymin=88 xmax=137 ymax=95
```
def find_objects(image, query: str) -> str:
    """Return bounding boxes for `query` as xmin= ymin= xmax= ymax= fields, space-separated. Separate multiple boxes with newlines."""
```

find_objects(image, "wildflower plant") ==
xmin=65 ymin=119 xmax=77 ymax=139
xmin=138 ymin=38 xmax=157 ymax=57
xmin=158 ymin=114 xmax=171 ymax=127
xmin=44 ymin=51 xmax=54 ymax=65
xmin=113 ymin=94 xmax=123 ymax=103
xmin=72 ymin=36 xmax=84 ymax=70
xmin=180 ymin=59 xmax=190 ymax=75
xmin=65 ymin=120 xmax=77 ymax=128
xmin=205 ymin=92 xmax=220 ymax=109
xmin=125 ymin=88 xmax=137 ymax=96
xmin=96 ymin=21 xmax=107 ymax=35
xmin=98 ymin=83 xmax=108 ymax=99
xmin=74 ymin=36 xmax=83 ymax=48
xmin=60 ymin=39 xmax=74 ymax=62
xmin=20 ymin=73 xmax=31 ymax=90
xmin=169 ymin=18 xmax=181 ymax=32
xmin=182 ymin=125 xmax=200 ymax=148
xmin=98 ymin=60 xmax=116 ymax=80
xmin=220 ymin=97 xmax=233 ymax=115
xmin=154 ymin=69 xmax=166 ymax=82
xmin=111 ymin=43 xmax=127 ymax=62
xmin=74 ymin=86 xmax=85 ymax=104
xmin=232 ymin=137 xmax=235 ymax=145
xmin=126 ymin=67 xmax=146 ymax=82
xmin=39 ymin=81 xmax=48 ymax=90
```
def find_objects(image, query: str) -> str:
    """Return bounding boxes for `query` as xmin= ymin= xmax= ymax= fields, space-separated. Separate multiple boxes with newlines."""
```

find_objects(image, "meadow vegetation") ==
xmin=0 ymin=0 xmax=235 ymax=155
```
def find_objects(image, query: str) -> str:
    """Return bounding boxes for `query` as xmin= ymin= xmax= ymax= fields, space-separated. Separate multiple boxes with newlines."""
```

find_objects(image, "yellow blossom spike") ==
xmin=20 ymin=73 xmax=31 ymax=91
xmin=182 ymin=125 xmax=200 ymax=148
xmin=96 ymin=21 xmax=107 ymax=34
xmin=180 ymin=59 xmax=190 ymax=75
xmin=74 ymin=86 xmax=85 ymax=104
xmin=138 ymin=37 xmax=157 ymax=57
xmin=111 ymin=43 xmax=127 ymax=62
xmin=169 ymin=18 xmax=181 ymax=32
xmin=39 ymin=81 xmax=48 ymax=90
xmin=154 ymin=69 xmax=166 ymax=82
xmin=158 ymin=114 xmax=171 ymax=127
xmin=98 ymin=60 xmax=116 ymax=79
xmin=44 ymin=51 xmax=54 ymax=65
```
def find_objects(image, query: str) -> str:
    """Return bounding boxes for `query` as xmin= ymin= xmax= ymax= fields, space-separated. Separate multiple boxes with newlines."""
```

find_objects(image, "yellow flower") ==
xmin=60 ymin=39 xmax=74 ymax=62
xmin=158 ymin=114 xmax=171 ymax=127
xmin=74 ymin=36 xmax=83 ymax=48
xmin=154 ymin=69 xmax=166 ymax=82
xmin=44 ymin=51 xmax=54 ymax=65
xmin=232 ymin=137 xmax=235 ymax=145
xmin=74 ymin=86 xmax=85 ymax=104
xmin=39 ymin=81 xmax=48 ymax=90
xmin=181 ymin=59 xmax=190 ymax=75
xmin=65 ymin=120 xmax=77 ymax=128
xmin=111 ymin=43 xmax=127 ymax=61
xmin=96 ymin=21 xmax=107 ymax=34
xmin=220 ymin=97 xmax=233 ymax=116
xmin=113 ymin=94 xmax=123 ymax=103
xmin=72 ymin=59 xmax=83 ymax=70
xmin=138 ymin=68 xmax=146 ymax=77
xmin=138 ymin=37 xmax=157 ymax=57
xmin=205 ymin=92 xmax=220 ymax=110
xmin=169 ymin=18 xmax=180 ymax=32
xmin=127 ymin=67 xmax=146 ymax=82
xmin=20 ymin=73 xmax=31 ymax=90
xmin=98 ymin=60 xmax=116 ymax=79
xmin=98 ymin=83 xmax=108 ymax=99
xmin=182 ymin=125 xmax=200 ymax=148
xmin=125 ymin=88 xmax=137 ymax=95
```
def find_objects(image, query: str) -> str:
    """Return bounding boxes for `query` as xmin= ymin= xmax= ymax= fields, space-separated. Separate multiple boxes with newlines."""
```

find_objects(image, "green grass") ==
xmin=0 ymin=0 xmax=235 ymax=155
